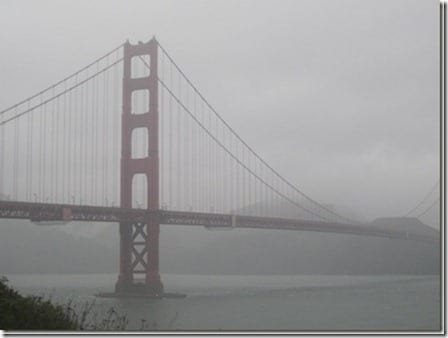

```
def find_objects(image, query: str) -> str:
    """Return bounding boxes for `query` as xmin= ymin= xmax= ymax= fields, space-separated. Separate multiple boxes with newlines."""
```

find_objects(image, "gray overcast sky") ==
xmin=0 ymin=0 xmax=440 ymax=222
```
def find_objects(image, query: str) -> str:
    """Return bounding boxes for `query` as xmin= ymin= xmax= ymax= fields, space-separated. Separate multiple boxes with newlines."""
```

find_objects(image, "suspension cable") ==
xmin=156 ymin=42 xmax=355 ymax=223
xmin=404 ymin=180 xmax=440 ymax=217
xmin=415 ymin=197 xmax=440 ymax=218
xmin=158 ymin=77 xmax=330 ymax=221
xmin=0 ymin=44 xmax=123 ymax=116
xmin=0 ymin=59 xmax=123 ymax=126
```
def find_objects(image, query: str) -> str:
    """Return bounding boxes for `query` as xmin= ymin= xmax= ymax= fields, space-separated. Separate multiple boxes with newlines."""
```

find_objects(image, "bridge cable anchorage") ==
xmin=157 ymin=77 xmax=330 ymax=222
xmin=404 ymin=179 xmax=440 ymax=217
xmin=146 ymin=46 xmax=356 ymax=224
xmin=0 ymin=43 xmax=124 ymax=117
xmin=0 ymin=59 xmax=123 ymax=127
xmin=414 ymin=197 xmax=440 ymax=219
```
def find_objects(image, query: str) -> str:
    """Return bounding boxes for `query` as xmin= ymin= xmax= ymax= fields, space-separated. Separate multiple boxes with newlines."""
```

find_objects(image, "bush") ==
xmin=0 ymin=277 xmax=127 ymax=331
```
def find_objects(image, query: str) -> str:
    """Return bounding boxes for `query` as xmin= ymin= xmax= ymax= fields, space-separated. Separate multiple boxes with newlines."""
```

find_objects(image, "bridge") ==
xmin=0 ymin=38 xmax=439 ymax=296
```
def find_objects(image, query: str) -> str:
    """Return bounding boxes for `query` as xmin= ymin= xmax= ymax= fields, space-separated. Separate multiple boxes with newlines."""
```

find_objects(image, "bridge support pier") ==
xmin=115 ymin=219 xmax=163 ymax=295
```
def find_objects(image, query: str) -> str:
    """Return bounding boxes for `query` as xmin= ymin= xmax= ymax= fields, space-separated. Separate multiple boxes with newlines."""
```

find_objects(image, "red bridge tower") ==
xmin=115 ymin=38 xmax=163 ymax=295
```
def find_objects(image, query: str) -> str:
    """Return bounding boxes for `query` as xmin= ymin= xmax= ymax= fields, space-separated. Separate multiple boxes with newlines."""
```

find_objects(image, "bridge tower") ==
xmin=115 ymin=38 xmax=163 ymax=295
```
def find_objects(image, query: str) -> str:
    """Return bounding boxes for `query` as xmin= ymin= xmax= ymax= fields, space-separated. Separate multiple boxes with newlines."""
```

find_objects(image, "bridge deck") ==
xmin=0 ymin=201 xmax=438 ymax=244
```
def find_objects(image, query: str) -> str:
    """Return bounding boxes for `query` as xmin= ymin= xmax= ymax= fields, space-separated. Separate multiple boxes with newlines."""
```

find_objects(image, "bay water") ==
xmin=5 ymin=273 xmax=441 ymax=332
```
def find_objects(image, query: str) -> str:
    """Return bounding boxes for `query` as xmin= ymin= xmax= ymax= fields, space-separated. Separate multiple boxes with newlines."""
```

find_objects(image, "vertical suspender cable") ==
xmin=160 ymin=53 xmax=164 ymax=208
xmin=168 ymin=59 xmax=173 ymax=209
xmin=95 ymin=62 xmax=100 ymax=205
xmin=40 ymin=96 xmax=44 ymax=201
xmin=0 ymin=116 xmax=4 ymax=197
xmin=13 ymin=108 xmax=18 ymax=199
xmin=56 ymin=94 xmax=60 ymax=202
xmin=84 ymin=70 xmax=89 ymax=204
xmin=51 ymin=90 xmax=55 ymax=202
xmin=77 ymin=73 xmax=82 ymax=204
xmin=103 ymin=59 xmax=108 ymax=205
xmin=26 ymin=101 xmax=31 ymax=201
xmin=184 ymin=85 xmax=191 ymax=210
xmin=193 ymin=92 xmax=197 ymax=211
xmin=62 ymin=82 xmax=67 ymax=202
xmin=90 ymin=69 xmax=95 ymax=204
xmin=68 ymin=77 xmax=73 ymax=204
xmin=177 ymin=70 xmax=181 ymax=210
xmin=113 ymin=54 xmax=119 ymax=206
xmin=185 ymin=82 xmax=189 ymax=210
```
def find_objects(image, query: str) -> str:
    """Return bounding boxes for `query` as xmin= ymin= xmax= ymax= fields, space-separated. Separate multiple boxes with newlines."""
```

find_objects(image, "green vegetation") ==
xmin=0 ymin=277 xmax=127 ymax=330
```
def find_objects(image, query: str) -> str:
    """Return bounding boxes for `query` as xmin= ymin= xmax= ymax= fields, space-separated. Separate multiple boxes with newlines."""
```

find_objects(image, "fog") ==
xmin=0 ymin=0 xmax=439 ymax=225
xmin=0 ymin=0 xmax=442 ymax=331
xmin=0 ymin=217 xmax=440 ymax=275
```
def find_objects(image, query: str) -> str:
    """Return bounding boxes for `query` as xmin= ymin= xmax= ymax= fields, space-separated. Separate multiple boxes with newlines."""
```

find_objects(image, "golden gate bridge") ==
xmin=0 ymin=38 xmax=439 ymax=296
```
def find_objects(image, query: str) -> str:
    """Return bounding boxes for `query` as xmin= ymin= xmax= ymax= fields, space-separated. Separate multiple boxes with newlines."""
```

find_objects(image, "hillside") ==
xmin=371 ymin=217 xmax=439 ymax=238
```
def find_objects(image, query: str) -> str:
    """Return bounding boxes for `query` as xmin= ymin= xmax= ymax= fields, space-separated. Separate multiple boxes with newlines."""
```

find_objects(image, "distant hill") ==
xmin=371 ymin=217 xmax=439 ymax=238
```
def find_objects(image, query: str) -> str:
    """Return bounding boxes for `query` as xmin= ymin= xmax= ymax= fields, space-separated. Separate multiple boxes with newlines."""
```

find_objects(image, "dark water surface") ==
xmin=5 ymin=273 xmax=440 ymax=331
